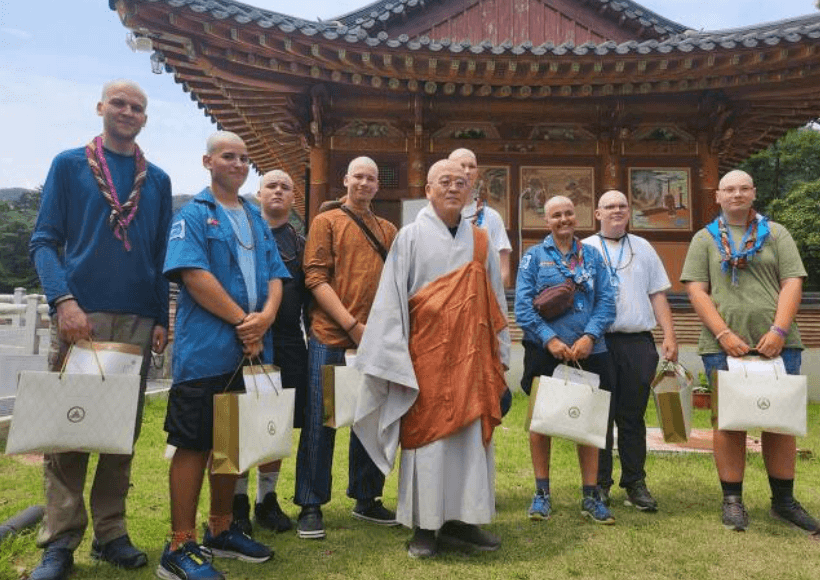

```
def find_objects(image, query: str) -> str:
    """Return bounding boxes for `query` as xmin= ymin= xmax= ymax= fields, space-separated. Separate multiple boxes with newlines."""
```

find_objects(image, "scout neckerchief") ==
xmin=545 ymin=236 xmax=593 ymax=291
xmin=85 ymin=135 xmax=146 ymax=251
xmin=597 ymin=233 xmax=627 ymax=288
xmin=705 ymin=209 xmax=770 ymax=285
xmin=468 ymin=197 xmax=486 ymax=227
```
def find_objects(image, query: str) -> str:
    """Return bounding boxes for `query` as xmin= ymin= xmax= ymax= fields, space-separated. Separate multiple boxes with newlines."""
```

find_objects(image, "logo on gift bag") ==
xmin=67 ymin=406 xmax=86 ymax=423
xmin=756 ymin=397 xmax=771 ymax=410
xmin=568 ymin=406 xmax=581 ymax=419
xmin=267 ymin=421 xmax=276 ymax=436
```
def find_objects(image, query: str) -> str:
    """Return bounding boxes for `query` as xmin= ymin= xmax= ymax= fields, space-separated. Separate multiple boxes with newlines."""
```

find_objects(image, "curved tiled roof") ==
xmin=333 ymin=0 xmax=688 ymax=36
xmin=117 ymin=1 xmax=820 ymax=57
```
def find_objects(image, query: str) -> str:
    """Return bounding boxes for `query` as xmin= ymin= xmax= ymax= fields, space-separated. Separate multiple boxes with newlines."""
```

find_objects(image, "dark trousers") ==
xmin=294 ymin=337 xmax=385 ymax=507
xmin=597 ymin=332 xmax=659 ymax=489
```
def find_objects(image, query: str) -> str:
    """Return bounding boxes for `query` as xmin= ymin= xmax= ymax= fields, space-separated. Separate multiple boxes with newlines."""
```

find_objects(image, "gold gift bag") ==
xmin=322 ymin=350 xmax=362 ymax=428
xmin=651 ymin=361 xmax=694 ymax=443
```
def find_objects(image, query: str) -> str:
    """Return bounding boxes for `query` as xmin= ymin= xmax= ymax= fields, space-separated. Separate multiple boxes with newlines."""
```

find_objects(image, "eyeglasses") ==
xmin=719 ymin=186 xmax=754 ymax=194
xmin=437 ymin=177 xmax=468 ymax=190
xmin=601 ymin=203 xmax=628 ymax=211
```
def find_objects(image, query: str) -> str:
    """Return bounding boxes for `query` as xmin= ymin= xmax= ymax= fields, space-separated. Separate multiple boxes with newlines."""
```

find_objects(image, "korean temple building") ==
xmin=109 ymin=0 xmax=820 ymax=291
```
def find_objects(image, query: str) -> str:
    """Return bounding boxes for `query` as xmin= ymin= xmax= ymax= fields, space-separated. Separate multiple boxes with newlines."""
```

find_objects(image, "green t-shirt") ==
xmin=680 ymin=221 xmax=806 ymax=354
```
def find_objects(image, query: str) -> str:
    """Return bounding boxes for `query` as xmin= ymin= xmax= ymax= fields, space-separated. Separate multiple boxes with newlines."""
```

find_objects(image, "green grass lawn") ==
xmin=2 ymin=394 xmax=819 ymax=580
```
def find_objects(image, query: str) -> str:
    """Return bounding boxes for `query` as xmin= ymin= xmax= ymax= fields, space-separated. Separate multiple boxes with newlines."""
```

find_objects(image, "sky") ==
xmin=1 ymin=0 xmax=817 ymax=195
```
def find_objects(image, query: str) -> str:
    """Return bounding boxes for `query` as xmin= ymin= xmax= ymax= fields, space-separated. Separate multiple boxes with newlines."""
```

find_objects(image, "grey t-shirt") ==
xmin=680 ymin=221 xmax=806 ymax=354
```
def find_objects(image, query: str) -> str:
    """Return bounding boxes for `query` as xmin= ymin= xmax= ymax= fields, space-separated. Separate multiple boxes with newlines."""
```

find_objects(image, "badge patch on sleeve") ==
xmin=170 ymin=219 xmax=185 ymax=240
xmin=520 ymin=254 xmax=532 ymax=270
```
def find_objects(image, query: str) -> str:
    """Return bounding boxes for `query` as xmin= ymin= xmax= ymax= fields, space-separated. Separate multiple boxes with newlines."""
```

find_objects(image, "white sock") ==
xmin=257 ymin=470 xmax=279 ymax=504
xmin=234 ymin=472 xmax=249 ymax=496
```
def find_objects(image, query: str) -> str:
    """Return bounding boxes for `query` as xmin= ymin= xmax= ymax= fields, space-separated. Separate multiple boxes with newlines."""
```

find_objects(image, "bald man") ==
xmin=232 ymin=170 xmax=308 ymax=535
xmin=28 ymin=79 xmax=171 ymax=580
xmin=160 ymin=132 xmax=291 ymax=580
xmin=295 ymin=157 xmax=398 ymax=540
xmin=355 ymin=159 xmax=510 ymax=558
xmin=449 ymin=149 xmax=513 ymax=286
xmin=583 ymin=190 xmax=677 ymax=513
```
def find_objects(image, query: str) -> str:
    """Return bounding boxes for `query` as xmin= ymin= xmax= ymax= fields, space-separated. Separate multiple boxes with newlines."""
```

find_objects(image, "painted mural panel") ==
xmin=628 ymin=168 xmax=692 ymax=231
xmin=519 ymin=166 xmax=595 ymax=230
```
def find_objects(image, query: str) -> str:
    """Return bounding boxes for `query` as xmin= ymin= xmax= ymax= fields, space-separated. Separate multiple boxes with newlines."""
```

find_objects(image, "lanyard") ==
xmin=598 ymin=234 xmax=626 ymax=284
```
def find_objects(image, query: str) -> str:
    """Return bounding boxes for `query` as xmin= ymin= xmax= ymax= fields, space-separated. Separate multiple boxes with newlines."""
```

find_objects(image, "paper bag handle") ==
xmin=60 ymin=338 xmax=105 ymax=381
xmin=249 ymin=355 xmax=283 ymax=395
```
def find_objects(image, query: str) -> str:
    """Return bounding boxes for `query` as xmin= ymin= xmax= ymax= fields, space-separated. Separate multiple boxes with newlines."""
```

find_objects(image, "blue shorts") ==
xmin=164 ymin=371 xmax=244 ymax=452
xmin=701 ymin=348 xmax=802 ymax=385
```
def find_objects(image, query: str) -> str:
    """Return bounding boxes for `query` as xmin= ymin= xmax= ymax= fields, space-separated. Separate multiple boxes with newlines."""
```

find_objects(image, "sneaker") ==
xmin=599 ymin=486 xmax=611 ymax=507
xmin=581 ymin=494 xmax=616 ymax=525
xmin=255 ymin=492 xmax=293 ymax=533
xmin=232 ymin=494 xmax=253 ymax=536
xmin=296 ymin=505 xmax=326 ymax=539
xmin=624 ymin=481 xmax=658 ymax=512
xmin=528 ymin=490 xmax=551 ymax=521
xmin=30 ymin=546 xmax=73 ymax=580
xmin=770 ymin=498 xmax=820 ymax=533
xmin=156 ymin=541 xmax=224 ymax=580
xmin=352 ymin=498 xmax=400 ymax=526
xmin=721 ymin=495 xmax=749 ymax=531
xmin=90 ymin=534 xmax=148 ymax=569
xmin=407 ymin=528 xmax=437 ymax=559
xmin=438 ymin=520 xmax=501 ymax=552
xmin=201 ymin=527 xmax=272 ymax=563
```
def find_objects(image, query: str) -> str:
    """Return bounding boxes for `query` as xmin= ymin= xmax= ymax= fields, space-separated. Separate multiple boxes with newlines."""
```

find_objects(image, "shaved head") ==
xmin=719 ymin=169 xmax=754 ymax=189
xmin=598 ymin=190 xmax=628 ymax=208
xmin=206 ymin=131 xmax=245 ymax=154
xmin=347 ymin=156 xmax=378 ymax=177
xmin=544 ymin=195 xmax=574 ymax=215
xmin=101 ymin=79 xmax=147 ymax=107
xmin=427 ymin=159 xmax=462 ymax=183
xmin=448 ymin=148 xmax=476 ymax=163
xmin=259 ymin=169 xmax=293 ymax=189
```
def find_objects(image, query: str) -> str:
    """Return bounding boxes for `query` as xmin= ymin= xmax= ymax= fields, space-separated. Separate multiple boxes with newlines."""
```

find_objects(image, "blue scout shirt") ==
xmin=29 ymin=146 xmax=172 ymax=327
xmin=515 ymin=235 xmax=616 ymax=354
xmin=164 ymin=188 xmax=291 ymax=383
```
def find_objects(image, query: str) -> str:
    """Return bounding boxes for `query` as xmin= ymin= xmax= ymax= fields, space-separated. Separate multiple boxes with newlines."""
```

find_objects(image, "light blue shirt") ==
xmin=222 ymin=205 xmax=258 ymax=312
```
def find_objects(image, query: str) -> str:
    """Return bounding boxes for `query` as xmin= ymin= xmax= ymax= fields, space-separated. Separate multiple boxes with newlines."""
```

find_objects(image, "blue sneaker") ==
xmin=581 ymin=495 xmax=615 ymax=525
xmin=156 ymin=542 xmax=224 ymax=580
xmin=201 ymin=527 xmax=272 ymax=563
xmin=528 ymin=490 xmax=551 ymax=521
xmin=30 ymin=546 xmax=73 ymax=580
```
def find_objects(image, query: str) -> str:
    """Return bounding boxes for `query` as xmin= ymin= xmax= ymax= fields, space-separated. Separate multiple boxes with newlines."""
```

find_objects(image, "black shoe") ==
xmin=232 ymin=494 xmax=253 ymax=536
xmin=255 ymin=492 xmax=293 ymax=533
xmin=407 ymin=528 xmax=437 ymax=559
xmin=90 ymin=534 xmax=147 ymax=569
xmin=297 ymin=506 xmax=326 ymax=539
xmin=722 ymin=495 xmax=749 ymax=531
xmin=352 ymin=498 xmax=400 ymax=526
xmin=771 ymin=498 xmax=820 ymax=533
xmin=438 ymin=520 xmax=501 ymax=552
xmin=624 ymin=481 xmax=658 ymax=512
xmin=30 ymin=546 xmax=73 ymax=580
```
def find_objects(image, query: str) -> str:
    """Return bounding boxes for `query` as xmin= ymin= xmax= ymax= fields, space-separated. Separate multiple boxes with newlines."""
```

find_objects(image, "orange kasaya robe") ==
xmin=399 ymin=226 xmax=508 ymax=450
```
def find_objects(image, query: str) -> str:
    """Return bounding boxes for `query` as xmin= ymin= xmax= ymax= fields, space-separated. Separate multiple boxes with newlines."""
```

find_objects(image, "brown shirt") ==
xmin=304 ymin=206 xmax=397 ymax=347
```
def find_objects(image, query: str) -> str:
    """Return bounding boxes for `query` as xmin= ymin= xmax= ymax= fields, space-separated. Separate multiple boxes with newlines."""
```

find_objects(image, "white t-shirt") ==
xmin=582 ymin=233 xmax=670 ymax=333
xmin=461 ymin=199 xmax=512 ymax=253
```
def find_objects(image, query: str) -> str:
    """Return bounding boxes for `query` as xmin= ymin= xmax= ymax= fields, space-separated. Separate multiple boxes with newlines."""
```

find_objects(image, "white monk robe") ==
xmin=353 ymin=204 xmax=510 ymax=530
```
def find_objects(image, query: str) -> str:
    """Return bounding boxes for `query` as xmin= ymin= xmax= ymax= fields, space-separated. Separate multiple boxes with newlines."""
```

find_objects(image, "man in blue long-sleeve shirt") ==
xmin=28 ymin=79 xmax=172 ymax=580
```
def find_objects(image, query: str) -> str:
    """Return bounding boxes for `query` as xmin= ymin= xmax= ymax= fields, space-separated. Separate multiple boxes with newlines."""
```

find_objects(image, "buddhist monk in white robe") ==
xmin=353 ymin=159 xmax=510 ymax=558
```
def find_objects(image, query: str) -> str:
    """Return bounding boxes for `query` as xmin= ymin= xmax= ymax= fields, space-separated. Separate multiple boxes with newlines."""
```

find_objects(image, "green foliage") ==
xmin=769 ymin=178 xmax=820 ymax=289
xmin=0 ymin=188 xmax=41 ymax=294
xmin=738 ymin=127 xmax=820 ymax=213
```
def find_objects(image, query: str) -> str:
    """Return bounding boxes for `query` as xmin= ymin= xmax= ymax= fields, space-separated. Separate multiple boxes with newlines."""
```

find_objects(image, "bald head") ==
xmin=427 ymin=159 xmax=463 ymax=183
xmin=719 ymin=169 xmax=754 ymax=190
xmin=259 ymin=169 xmax=293 ymax=190
xmin=426 ymin=159 xmax=469 ymax=227
xmin=448 ymin=148 xmax=476 ymax=164
xmin=598 ymin=190 xmax=628 ymax=208
xmin=347 ymin=156 xmax=378 ymax=177
xmin=101 ymin=79 xmax=147 ymax=108
xmin=595 ymin=190 xmax=630 ymax=236
xmin=544 ymin=195 xmax=574 ymax=215
xmin=206 ymin=131 xmax=245 ymax=154
xmin=448 ymin=148 xmax=478 ymax=191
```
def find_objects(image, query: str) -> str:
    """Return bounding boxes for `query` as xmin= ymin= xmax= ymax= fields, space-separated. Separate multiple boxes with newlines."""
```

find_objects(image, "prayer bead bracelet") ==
xmin=770 ymin=325 xmax=788 ymax=338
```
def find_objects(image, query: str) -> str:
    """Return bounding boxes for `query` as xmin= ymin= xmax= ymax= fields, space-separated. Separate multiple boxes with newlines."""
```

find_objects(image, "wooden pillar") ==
xmin=599 ymin=137 xmax=623 ymax=193
xmin=308 ymin=144 xmax=330 ymax=224
xmin=408 ymin=144 xmax=425 ymax=198
xmin=697 ymin=134 xmax=720 ymax=228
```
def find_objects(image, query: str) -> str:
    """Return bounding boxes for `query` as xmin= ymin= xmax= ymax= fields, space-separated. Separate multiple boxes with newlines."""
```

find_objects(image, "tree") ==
xmin=0 ymin=187 xmax=41 ymax=293
xmin=738 ymin=127 xmax=820 ymax=213
xmin=769 ymin=178 xmax=820 ymax=290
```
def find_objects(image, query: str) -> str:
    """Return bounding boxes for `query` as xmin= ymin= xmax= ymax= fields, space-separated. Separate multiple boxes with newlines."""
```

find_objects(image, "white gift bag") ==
xmin=212 ymin=364 xmax=295 ymax=474
xmin=717 ymin=359 xmax=807 ymax=436
xmin=529 ymin=364 xmax=610 ymax=449
xmin=6 ymin=370 xmax=141 ymax=455
xmin=322 ymin=362 xmax=363 ymax=429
